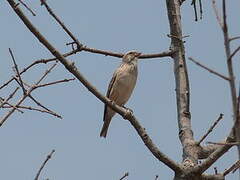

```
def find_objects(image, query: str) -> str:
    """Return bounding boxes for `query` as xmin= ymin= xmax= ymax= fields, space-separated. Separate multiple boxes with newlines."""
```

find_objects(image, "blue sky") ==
xmin=1 ymin=0 xmax=240 ymax=179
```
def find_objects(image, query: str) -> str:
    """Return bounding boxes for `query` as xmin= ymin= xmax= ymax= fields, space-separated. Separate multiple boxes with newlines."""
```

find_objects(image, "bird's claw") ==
xmin=123 ymin=106 xmax=133 ymax=120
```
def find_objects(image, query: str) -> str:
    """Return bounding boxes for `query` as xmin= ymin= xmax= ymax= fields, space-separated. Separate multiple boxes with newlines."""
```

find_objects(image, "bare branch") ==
xmin=166 ymin=0 xmax=196 ymax=167
xmin=191 ymin=0 xmax=198 ymax=21
xmin=211 ymin=0 xmax=223 ymax=29
xmin=9 ymin=48 xmax=26 ymax=93
xmin=40 ymin=0 xmax=174 ymax=59
xmin=28 ymin=94 xmax=62 ymax=119
xmin=228 ymin=46 xmax=240 ymax=61
xmin=0 ymin=59 xmax=58 ymax=90
xmin=199 ymin=0 xmax=203 ymax=19
xmin=81 ymin=46 xmax=175 ymax=59
xmin=0 ymin=62 xmax=57 ymax=126
xmin=188 ymin=57 xmax=230 ymax=81
xmin=119 ymin=172 xmax=129 ymax=180
xmin=207 ymin=141 xmax=240 ymax=146
xmin=198 ymin=144 xmax=221 ymax=159
xmin=192 ymin=143 xmax=234 ymax=174
xmin=2 ymin=105 xmax=62 ymax=118
xmin=0 ymin=47 xmax=173 ymax=92
xmin=35 ymin=78 xmax=75 ymax=89
xmin=0 ymin=97 xmax=24 ymax=113
xmin=221 ymin=0 xmax=239 ymax=161
xmin=229 ymin=36 xmax=240 ymax=42
xmin=197 ymin=113 xmax=224 ymax=145
xmin=34 ymin=149 xmax=55 ymax=180
xmin=40 ymin=0 xmax=82 ymax=49
xmin=0 ymin=87 xmax=19 ymax=108
xmin=18 ymin=0 xmax=36 ymax=16
xmin=223 ymin=160 xmax=240 ymax=176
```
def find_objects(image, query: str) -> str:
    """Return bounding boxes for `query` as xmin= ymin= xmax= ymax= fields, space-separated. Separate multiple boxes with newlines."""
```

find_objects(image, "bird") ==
xmin=100 ymin=51 xmax=141 ymax=138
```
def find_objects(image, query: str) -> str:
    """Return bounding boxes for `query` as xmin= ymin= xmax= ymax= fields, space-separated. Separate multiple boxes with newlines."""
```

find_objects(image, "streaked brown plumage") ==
xmin=100 ymin=51 xmax=141 ymax=138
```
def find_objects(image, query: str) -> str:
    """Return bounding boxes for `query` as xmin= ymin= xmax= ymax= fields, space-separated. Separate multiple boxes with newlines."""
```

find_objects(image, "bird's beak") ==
xmin=135 ymin=52 xmax=141 ymax=57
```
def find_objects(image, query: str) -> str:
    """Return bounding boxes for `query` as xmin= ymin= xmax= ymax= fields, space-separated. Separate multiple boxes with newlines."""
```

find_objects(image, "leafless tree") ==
xmin=2 ymin=0 xmax=240 ymax=179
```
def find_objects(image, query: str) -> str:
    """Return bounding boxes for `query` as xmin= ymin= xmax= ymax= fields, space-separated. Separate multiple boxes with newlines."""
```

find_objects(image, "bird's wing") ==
xmin=103 ymin=70 xmax=118 ymax=122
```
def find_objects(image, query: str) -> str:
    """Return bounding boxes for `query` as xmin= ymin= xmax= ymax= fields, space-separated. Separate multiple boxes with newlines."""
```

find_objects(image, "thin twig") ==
xmin=229 ymin=36 xmax=240 ymax=42
xmin=223 ymin=160 xmax=240 ymax=176
xmin=2 ymin=105 xmax=61 ymax=118
xmin=35 ymin=78 xmax=75 ymax=88
xmin=228 ymin=46 xmax=240 ymax=61
xmin=37 ymin=62 xmax=58 ymax=84
xmin=9 ymin=48 xmax=26 ymax=94
xmin=0 ymin=97 xmax=24 ymax=113
xmin=18 ymin=0 xmax=36 ymax=16
xmin=197 ymin=114 xmax=224 ymax=145
xmin=0 ymin=87 xmax=19 ymax=108
xmin=34 ymin=149 xmax=55 ymax=180
xmin=40 ymin=0 xmax=174 ymax=59
xmin=0 ymin=63 xmax=57 ymax=126
xmin=199 ymin=0 xmax=203 ymax=19
xmin=29 ymin=95 xmax=52 ymax=111
xmin=212 ymin=0 xmax=223 ymax=29
xmin=188 ymin=57 xmax=230 ymax=81
xmin=82 ymin=46 xmax=175 ymax=59
xmin=191 ymin=0 xmax=198 ymax=21
xmin=119 ymin=172 xmax=129 ymax=180
xmin=28 ymin=95 xmax=62 ymax=118
xmin=40 ymin=0 xmax=82 ymax=48
xmin=207 ymin=141 xmax=240 ymax=146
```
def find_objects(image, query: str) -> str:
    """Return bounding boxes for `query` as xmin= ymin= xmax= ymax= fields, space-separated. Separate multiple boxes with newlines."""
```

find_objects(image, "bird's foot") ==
xmin=122 ymin=106 xmax=133 ymax=120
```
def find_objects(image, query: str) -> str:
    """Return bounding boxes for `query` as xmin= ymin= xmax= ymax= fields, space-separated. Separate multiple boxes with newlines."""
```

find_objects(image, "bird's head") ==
xmin=122 ymin=51 xmax=141 ymax=64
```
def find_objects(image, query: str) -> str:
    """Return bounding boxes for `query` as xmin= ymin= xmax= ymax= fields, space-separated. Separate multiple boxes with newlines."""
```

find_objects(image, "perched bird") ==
xmin=100 ymin=51 xmax=141 ymax=138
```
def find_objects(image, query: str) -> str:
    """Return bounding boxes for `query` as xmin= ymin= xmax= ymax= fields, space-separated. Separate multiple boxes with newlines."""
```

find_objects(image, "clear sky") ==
xmin=1 ymin=0 xmax=240 ymax=179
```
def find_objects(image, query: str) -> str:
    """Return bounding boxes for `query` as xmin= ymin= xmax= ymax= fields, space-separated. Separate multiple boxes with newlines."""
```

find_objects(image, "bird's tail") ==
xmin=100 ymin=121 xmax=110 ymax=138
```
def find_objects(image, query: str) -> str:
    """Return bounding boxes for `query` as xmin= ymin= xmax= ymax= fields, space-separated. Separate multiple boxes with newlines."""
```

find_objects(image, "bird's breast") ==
xmin=112 ymin=64 xmax=138 ymax=105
